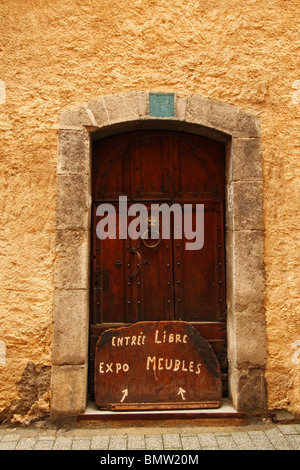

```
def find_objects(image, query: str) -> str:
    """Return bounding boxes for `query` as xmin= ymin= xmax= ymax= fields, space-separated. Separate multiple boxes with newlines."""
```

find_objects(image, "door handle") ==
xmin=128 ymin=247 xmax=141 ymax=280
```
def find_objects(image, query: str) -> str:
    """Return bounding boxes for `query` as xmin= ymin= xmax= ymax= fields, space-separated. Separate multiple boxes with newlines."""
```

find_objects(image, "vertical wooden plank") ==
xmin=138 ymin=204 xmax=174 ymax=321
xmin=132 ymin=133 xmax=172 ymax=201
xmin=92 ymin=203 xmax=128 ymax=324
xmin=93 ymin=135 xmax=132 ymax=201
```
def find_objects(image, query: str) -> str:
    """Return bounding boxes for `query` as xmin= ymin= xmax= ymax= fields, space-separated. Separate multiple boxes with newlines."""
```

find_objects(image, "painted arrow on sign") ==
xmin=177 ymin=387 xmax=186 ymax=400
xmin=120 ymin=389 xmax=128 ymax=403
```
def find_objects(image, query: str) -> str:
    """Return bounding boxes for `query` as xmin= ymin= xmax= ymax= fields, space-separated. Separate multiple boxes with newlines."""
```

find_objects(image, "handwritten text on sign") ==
xmin=94 ymin=321 xmax=222 ymax=410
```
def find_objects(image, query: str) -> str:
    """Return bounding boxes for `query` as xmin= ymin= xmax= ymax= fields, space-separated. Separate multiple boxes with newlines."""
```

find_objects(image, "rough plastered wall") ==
xmin=0 ymin=0 xmax=299 ymax=422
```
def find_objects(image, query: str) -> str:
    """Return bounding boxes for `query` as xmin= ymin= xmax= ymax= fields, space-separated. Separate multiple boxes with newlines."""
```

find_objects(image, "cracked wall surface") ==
xmin=0 ymin=0 xmax=299 ymax=419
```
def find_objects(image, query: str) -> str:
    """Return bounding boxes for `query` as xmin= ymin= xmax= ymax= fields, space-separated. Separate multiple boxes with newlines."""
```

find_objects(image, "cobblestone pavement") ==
xmin=0 ymin=420 xmax=300 ymax=451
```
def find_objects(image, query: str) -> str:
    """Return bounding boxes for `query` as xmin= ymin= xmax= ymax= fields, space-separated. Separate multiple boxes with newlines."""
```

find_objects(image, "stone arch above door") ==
xmin=51 ymin=92 xmax=266 ymax=417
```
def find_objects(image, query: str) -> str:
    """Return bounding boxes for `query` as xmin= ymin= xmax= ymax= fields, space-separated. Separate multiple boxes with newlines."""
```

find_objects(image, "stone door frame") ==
xmin=51 ymin=92 xmax=267 ymax=417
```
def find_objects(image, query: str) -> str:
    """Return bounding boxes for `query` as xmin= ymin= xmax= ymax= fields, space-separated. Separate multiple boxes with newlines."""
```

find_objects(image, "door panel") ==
xmin=91 ymin=204 xmax=127 ymax=324
xmin=93 ymin=135 xmax=131 ymax=201
xmin=132 ymin=134 xmax=172 ymax=201
xmin=91 ymin=203 xmax=174 ymax=325
xmin=138 ymin=234 xmax=174 ymax=322
xmin=173 ymin=202 xmax=226 ymax=322
xmin=172 ymin=133 xmax=224 ymax=200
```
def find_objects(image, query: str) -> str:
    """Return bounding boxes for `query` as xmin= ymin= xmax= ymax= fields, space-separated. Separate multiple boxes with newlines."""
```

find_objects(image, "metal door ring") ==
xmin=142 ymin=229 xmax=161 ymax=248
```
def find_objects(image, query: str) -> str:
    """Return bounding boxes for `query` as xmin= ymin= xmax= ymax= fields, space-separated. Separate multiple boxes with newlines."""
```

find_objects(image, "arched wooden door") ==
xmin=89 ymin=131 xmax=227 ymax=398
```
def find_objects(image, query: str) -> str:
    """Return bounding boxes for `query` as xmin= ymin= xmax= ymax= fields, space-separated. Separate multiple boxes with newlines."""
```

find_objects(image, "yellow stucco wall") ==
xmin=0 ymin=0 xmax=299 ymax=419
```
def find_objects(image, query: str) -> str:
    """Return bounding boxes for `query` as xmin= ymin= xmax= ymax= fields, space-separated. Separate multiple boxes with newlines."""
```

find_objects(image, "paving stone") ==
xmin=277 ymin=424 xmax=299 ymax=435
xmin=248 ymin=430 xmax=275 ymax=450
xmin=128 ymin=434 xmax=145 ymax=450
xmin=265 ymin=428 xmax=293 ymax=450
xmin=108 ymin=436 xmax=127 ymax=450
xmin=15 ymin=437 xmax=37 ymax=450
xmin=36 ymin=435 xmax=56 ymax=440
xmin=163 ymin=433 xmax=182 ymax=449
xmin=1 ymin=434 xmax=21 ymax=442
xmin=72 ymin=438 xmax=91 ymax=450
xmin=181 ymin=434 xmax=200 ymax=450
xmin=91 ymin=435 xmax=110 ymax=450
xmin=52 ymin=437 xmax=73 ymax=450
xmin=145 ymin=434 xmax=164 ymax=450
xmin=198 ymin=432 xmax=219 ymax=449
xmin=0 ymin=440 xmax=18 ymax=450
xmin=232 ymin=432 xmax=256 ymax=450
xmin=286 ymin=435 xmax=300 ymax=450
xmin=215 ymin=434 xmax=239 ymax=450
xmin=34 ymin=439 xmax=55 ymax=450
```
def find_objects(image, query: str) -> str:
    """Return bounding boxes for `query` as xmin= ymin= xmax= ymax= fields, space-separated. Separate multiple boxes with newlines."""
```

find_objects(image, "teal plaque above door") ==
xmin=149 ymin=93 xmax=175 ymax=118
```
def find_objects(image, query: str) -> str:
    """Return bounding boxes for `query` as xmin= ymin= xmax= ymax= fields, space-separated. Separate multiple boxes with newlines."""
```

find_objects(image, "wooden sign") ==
xmin=94 ymin=321 xmax=222 ymax=410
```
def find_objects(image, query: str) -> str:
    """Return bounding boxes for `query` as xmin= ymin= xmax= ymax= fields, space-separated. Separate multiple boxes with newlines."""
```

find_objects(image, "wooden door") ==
xmin=89 ymin=131 xmax=227 ymax=397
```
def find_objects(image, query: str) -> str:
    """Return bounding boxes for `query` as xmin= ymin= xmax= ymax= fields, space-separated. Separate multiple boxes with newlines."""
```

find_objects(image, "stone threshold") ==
xmin=77 ymin=399 xmax=245 ymax=424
